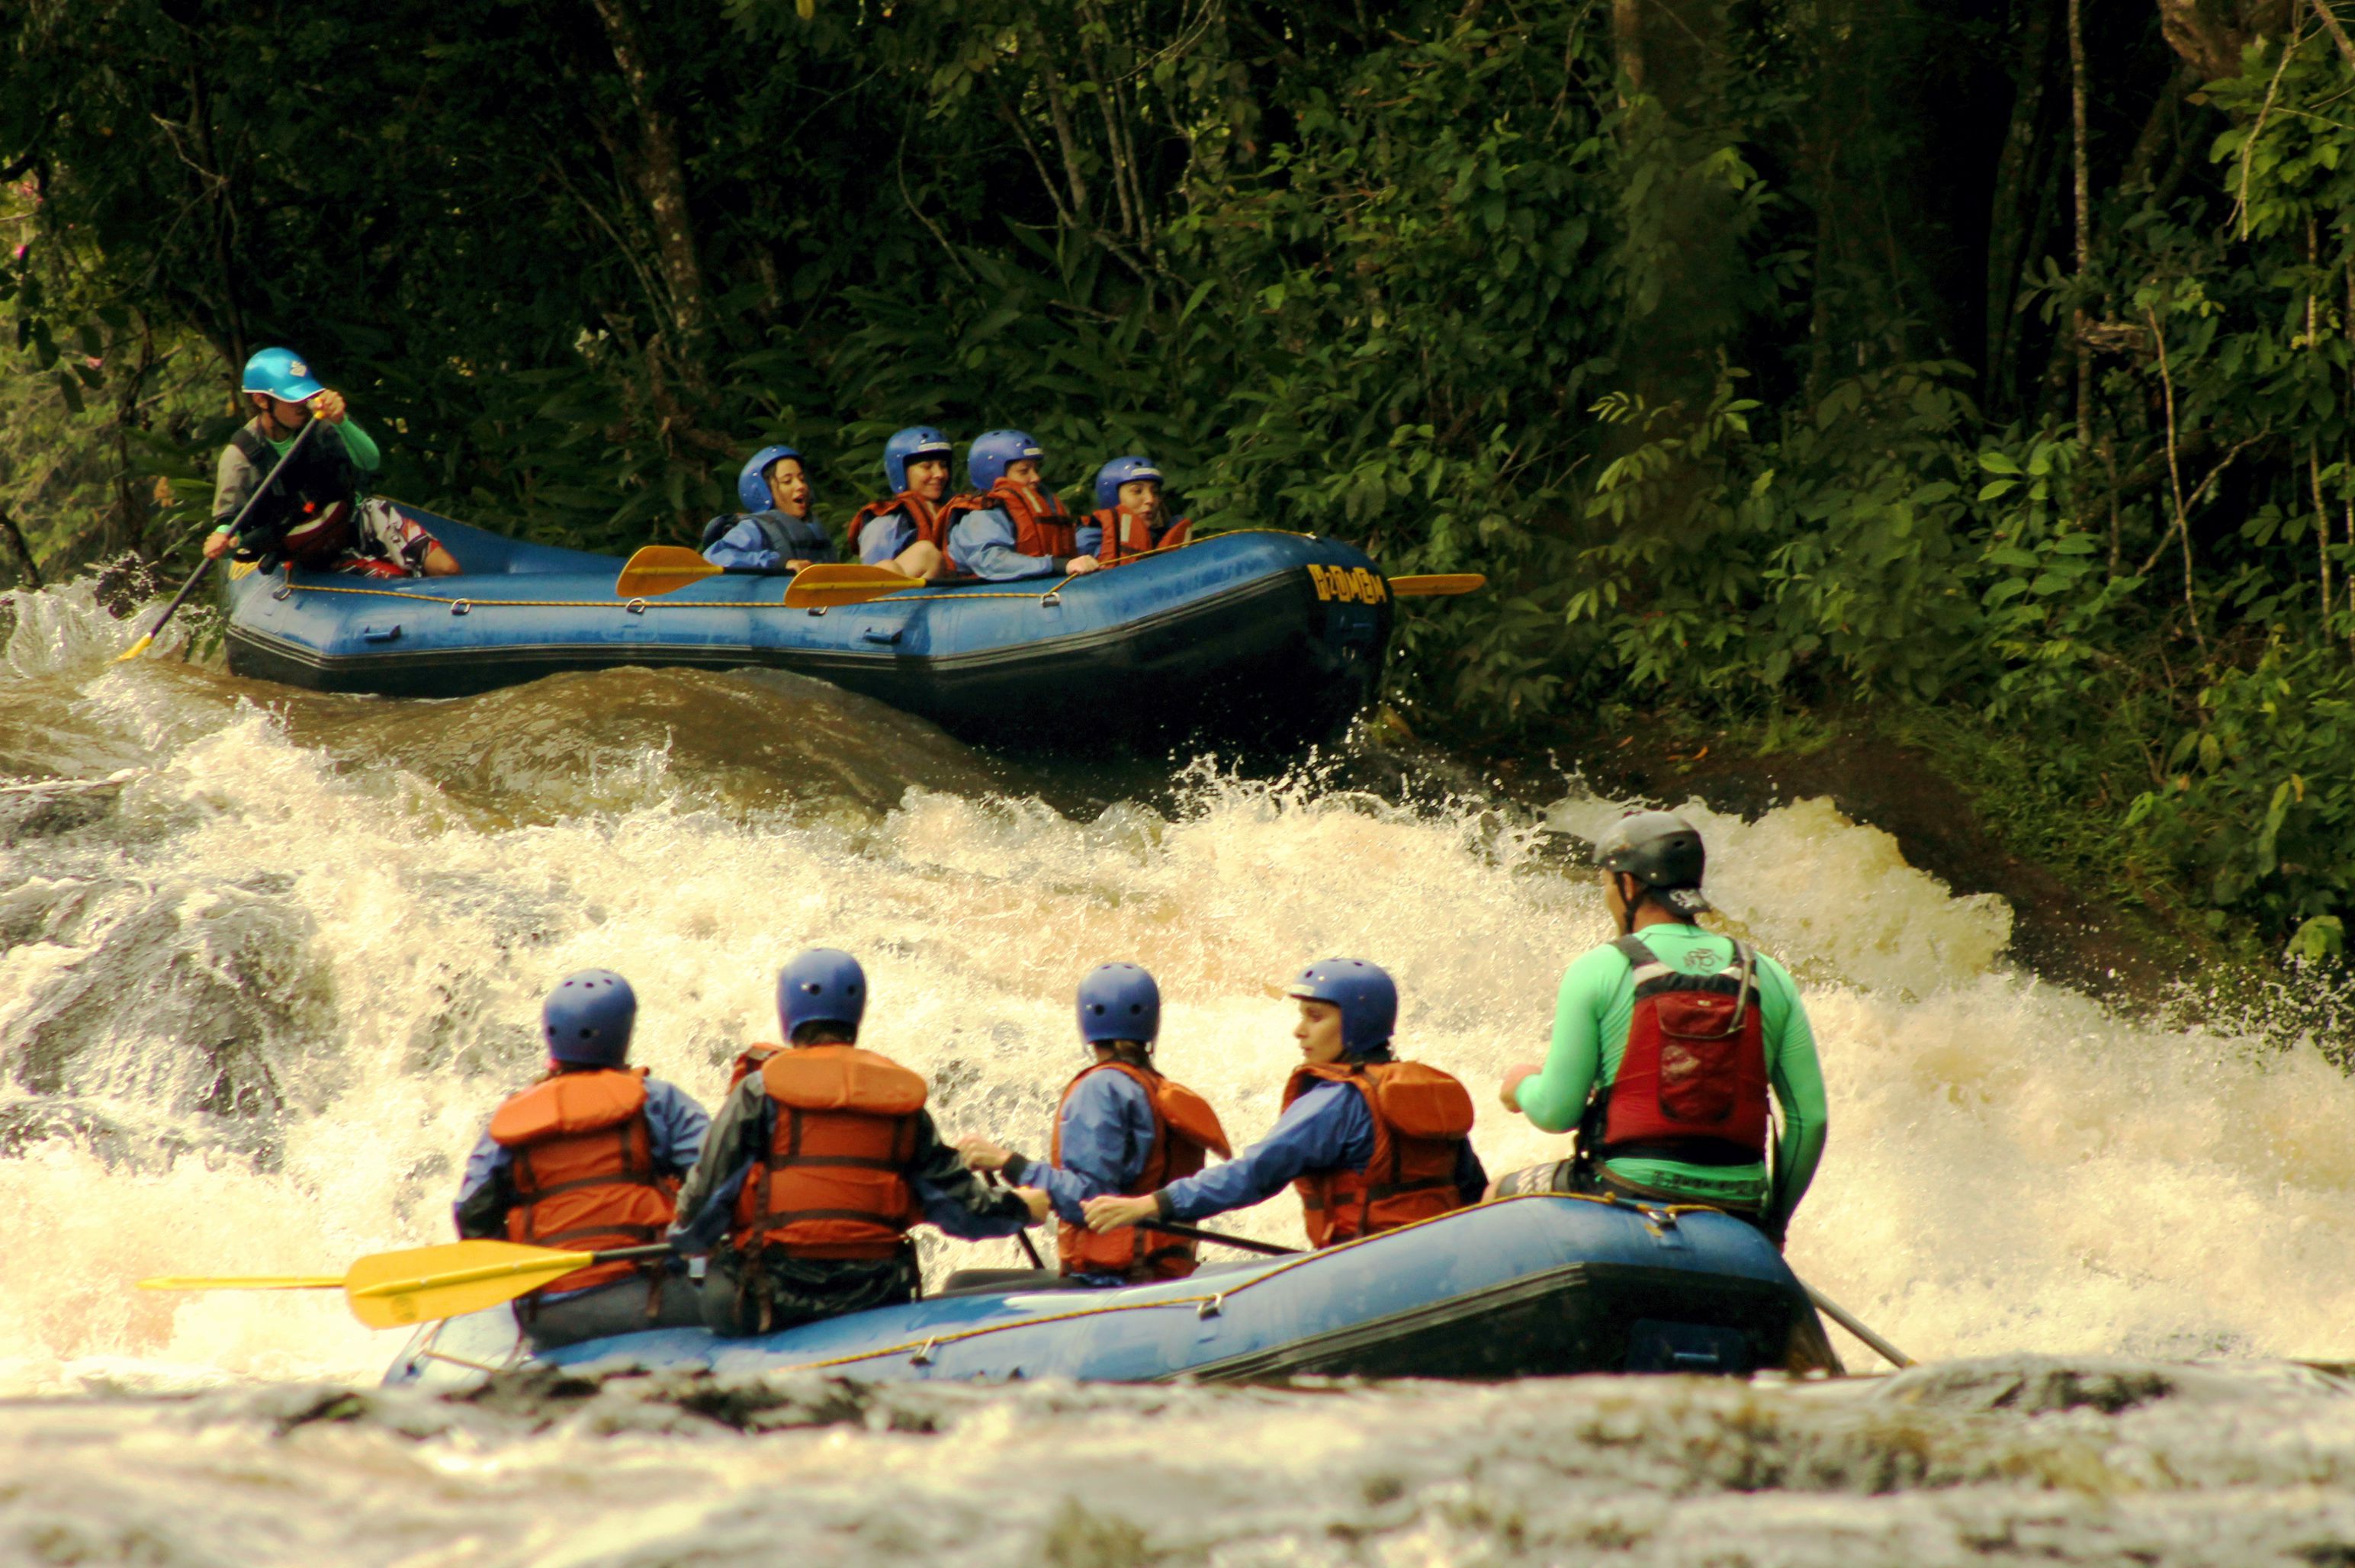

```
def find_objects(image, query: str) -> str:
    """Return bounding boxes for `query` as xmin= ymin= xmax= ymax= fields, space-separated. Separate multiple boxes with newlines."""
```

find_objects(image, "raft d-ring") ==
xmin=271 ymin=581 xmax=293 ymax=602
xmin=911 ymin=1337 xmax=938 ymax=1367
xmin=625 ymin=597 xmax=647 ymax=615
xmin=1197 ymin=1293 xmax=1226 ymax=1320
xmin=1039 ymin=590 xmax=1062 ymax=609
xmin=450 ymin=599 xmax=472 ymax=617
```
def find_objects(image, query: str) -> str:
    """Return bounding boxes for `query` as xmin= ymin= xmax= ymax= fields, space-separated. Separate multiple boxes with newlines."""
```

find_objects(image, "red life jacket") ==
xmin=1282 ymin=1059 xmax=1475 ymax=1248
xmin=1595 ymin=934 xmax=1771 ymax=1166
xmin=487 ymin=1067 xmax=679 ymax=1293
xmin=1089 ymin=507 xmax=1191 ymax=564
xmin=846 ymin=490 xmax=949 ymax=558
xmin=1049 ymin=1059 xmax=1231 ymax=1280
xmin=942 ymin=480 xmax=1075 ymax=569
xmin=732 ymin=1045 xmax=928 ymax=1261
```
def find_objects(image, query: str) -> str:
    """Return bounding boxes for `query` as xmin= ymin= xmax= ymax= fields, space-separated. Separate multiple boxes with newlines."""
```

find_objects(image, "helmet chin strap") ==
xmin=1611 ymin=873 xmax=1638 ymax=936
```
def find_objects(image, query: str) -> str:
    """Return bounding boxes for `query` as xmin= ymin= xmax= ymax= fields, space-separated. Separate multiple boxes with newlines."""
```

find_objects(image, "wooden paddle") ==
xmin=140 ymin=1239 xmax=673 ymax=1329
xmin=1388 ymin=574 xmax=1486 ymax=596
xmin=613 ymin=545 xmax=725 ymax=598
xmin=779 ymin=562 xmax=930 ymax=609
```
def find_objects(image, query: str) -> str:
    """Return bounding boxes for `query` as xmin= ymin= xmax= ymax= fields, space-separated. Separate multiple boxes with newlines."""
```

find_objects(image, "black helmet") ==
xmin=1594 ymin=811 xmax=1711 ymax=916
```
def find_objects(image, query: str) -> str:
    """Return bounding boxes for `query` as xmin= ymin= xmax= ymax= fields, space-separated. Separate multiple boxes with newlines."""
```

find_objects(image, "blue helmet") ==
xmin=241 ymin=346 xmax=324 ymax=403
xmin=777 ymin=947 xmax=866 ymax=1038
xmin=738 ymin=445 xmax=804 ymax=513
xmin=1286 ymin=959 xmax=1397 ymax=1057
xmin=967 ymin=429 xmax=1043 ymax=491
xmin=542 ymin=969 xmax=638 ymax=1067
xmin=1093 ymin=456 xmax=1162 ymax=513
xmin=1076 ymin=962 xmax=1161 ymax=1046
xmin=883 ymin=426 xmax=954 ymax=493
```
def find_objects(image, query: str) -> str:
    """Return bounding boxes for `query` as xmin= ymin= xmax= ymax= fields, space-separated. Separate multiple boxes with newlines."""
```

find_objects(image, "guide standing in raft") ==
xmin=1490 ymin=811 xmax=1829 ymax=1246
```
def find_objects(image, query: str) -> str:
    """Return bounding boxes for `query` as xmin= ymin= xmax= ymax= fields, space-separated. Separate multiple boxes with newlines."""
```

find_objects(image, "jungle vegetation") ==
xmin=2 ymin=0 xmax=2350 ymax=972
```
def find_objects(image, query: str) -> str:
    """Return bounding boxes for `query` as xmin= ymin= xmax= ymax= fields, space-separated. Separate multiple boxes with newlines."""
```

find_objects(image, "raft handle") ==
xmin=911 ymin=1337 xmax=938 ymax=1367
xmin=625 ymin=598 xmax=647 ymax=615
xmin=451 ymin=599 xmax=471 ymax=617
xmin=1038 ymin=590 xmax=1062 ymax=609
xmin=1197 ymin=1293 xmax=1226 ymax=1320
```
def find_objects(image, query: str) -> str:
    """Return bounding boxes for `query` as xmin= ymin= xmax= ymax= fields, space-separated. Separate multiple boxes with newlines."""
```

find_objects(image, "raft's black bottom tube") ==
xmin=1181 ymin=1262 xmax=1839 ymax=1383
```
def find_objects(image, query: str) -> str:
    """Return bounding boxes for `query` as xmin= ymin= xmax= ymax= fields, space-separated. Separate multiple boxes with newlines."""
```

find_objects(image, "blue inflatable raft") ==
xmin=383 ymin=1196 xmax=1841 ymax=1390
xmin=220 ymin=509 xmax=1393 ymax=752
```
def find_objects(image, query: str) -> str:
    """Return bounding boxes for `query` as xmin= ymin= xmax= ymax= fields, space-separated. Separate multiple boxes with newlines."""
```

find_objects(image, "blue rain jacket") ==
xmin=1157 ymin=1078 xmax=1486 ymax=1224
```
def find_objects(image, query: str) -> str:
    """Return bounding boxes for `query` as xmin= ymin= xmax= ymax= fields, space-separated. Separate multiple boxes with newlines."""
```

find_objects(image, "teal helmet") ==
xmin=241 ymin=347 xmax=325 ymax=403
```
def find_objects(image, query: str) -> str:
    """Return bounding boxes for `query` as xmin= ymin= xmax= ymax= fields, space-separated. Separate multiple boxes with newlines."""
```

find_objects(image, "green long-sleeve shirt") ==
xmin=210 ymin=418 xmax=382 ymax=526
xmin=1513 ymin=923 xmax=1828 ymax=1221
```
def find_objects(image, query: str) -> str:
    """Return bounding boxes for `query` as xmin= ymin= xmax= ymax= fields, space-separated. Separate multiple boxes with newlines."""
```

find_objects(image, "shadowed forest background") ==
xmin=2 ymin=0 xmax=2351 ymax=980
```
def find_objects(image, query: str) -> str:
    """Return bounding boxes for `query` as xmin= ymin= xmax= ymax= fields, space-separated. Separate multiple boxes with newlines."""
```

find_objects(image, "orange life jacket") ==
xmin=732 ymin=1045 xmax=929 ymax=1261
xmin=846 ymin=490 xmax=949 ymax=557
xmin=728 ymin=1043 xmax=782 ymax=1089
xmin=1282 ymin=1059 xmax=1476 ymax=1248
xmin=488 ymin=1067 xmax=679 ymax=1292
xmin=942 ymin=479 xmax=1075 ymax=569
xmin=1088 ymin=507 xmax=1191 ymax=564
xmin=1049 ymin=1059 xmax=1232 ymax=1280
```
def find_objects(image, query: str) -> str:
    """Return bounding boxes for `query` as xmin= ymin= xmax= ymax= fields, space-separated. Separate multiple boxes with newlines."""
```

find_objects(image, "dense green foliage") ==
xmin=4 ymin=0 xmax=2353 ymax=965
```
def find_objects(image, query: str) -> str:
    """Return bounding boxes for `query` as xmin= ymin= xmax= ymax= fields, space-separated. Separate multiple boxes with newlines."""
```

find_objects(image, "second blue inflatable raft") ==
xmin=220 ymin=510 xmax=1395 ymax=753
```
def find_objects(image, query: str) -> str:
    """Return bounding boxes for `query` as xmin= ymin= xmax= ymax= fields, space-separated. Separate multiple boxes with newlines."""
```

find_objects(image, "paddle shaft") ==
xmin=982 ymin=1170 xmax=1049 ymax=1268
xmin=349 ymin=1242 xmax=676 ymax=1301
xmin=1804 ymin=1284 xmax=1916 ymax=1369
xmin=1140 ymin=1219 xmax=1300 ymax=1258
xmin=123 ymin=416 xmax=321 ymax=658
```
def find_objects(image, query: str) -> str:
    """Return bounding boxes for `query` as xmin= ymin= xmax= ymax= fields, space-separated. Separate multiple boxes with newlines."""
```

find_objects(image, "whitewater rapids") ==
xmin=1 ymin=575 xmax=2350 ymax=1566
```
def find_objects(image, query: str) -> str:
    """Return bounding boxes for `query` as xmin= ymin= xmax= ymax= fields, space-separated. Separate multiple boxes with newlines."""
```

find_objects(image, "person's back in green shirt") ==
xmin=1492 ymin=811 xmax=1828 ymax=1244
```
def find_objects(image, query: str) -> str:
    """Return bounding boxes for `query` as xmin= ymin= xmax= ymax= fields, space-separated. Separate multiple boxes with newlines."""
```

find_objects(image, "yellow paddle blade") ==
xmin=781 ymin=562 xmax=927 ymax=610
xmin=139 ymin=1274 xmax=345 ymax=1292
xmin=614 ymin=545 xmax=723 ymax=598
xmin=340 ymin=1239 xmax=603 ymax=1329
xmin=1389 ymin=573 xmax=1488 ymax=597
xmin=229 ymin=560 xmax=257 ymax=580
xmin=112 ymin=634 xmax=156 ymax=664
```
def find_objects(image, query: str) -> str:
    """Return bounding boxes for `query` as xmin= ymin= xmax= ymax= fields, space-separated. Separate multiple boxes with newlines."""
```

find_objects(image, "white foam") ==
xmin=2 ymin=594 xmax=2352 ymax=1392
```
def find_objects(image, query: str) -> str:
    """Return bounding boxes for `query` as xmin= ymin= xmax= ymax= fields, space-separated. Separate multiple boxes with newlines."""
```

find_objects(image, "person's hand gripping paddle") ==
xmin=117 ymin=414 xmax=323 ymax=662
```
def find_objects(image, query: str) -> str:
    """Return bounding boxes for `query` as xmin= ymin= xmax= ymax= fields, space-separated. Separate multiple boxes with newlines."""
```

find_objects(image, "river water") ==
xmin=2 ymin=576 xmax=2352 ymax=1566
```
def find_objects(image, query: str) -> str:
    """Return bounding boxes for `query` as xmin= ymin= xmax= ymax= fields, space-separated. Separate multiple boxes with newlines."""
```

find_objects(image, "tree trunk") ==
xmin=2154 ymin=0 xmax=2293 ymax=80
xmin=104 ymin=312 xmax=156 ymax=558
xmin=586 ymin=0 xmax=710 ymax=366
xmin=1986 ymin=1 xmax=2055 ymax=408
xmin=1613 ymin=0 xmax=1647 ymax=92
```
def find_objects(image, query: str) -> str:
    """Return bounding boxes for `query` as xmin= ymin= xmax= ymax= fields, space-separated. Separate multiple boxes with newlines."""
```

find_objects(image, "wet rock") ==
xmin=1873 ymin=1355 xmax=2180 ymax=1416
xmin=1037 ymin=1498 xmax=1156 ymax=1568
xmin=0 ymin=872 xmax=336 ymax=1144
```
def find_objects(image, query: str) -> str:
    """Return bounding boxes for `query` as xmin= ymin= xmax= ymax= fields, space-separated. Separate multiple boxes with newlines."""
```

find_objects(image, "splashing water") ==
xmin=2 ymin=575 xmax=2353 ymax=1563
